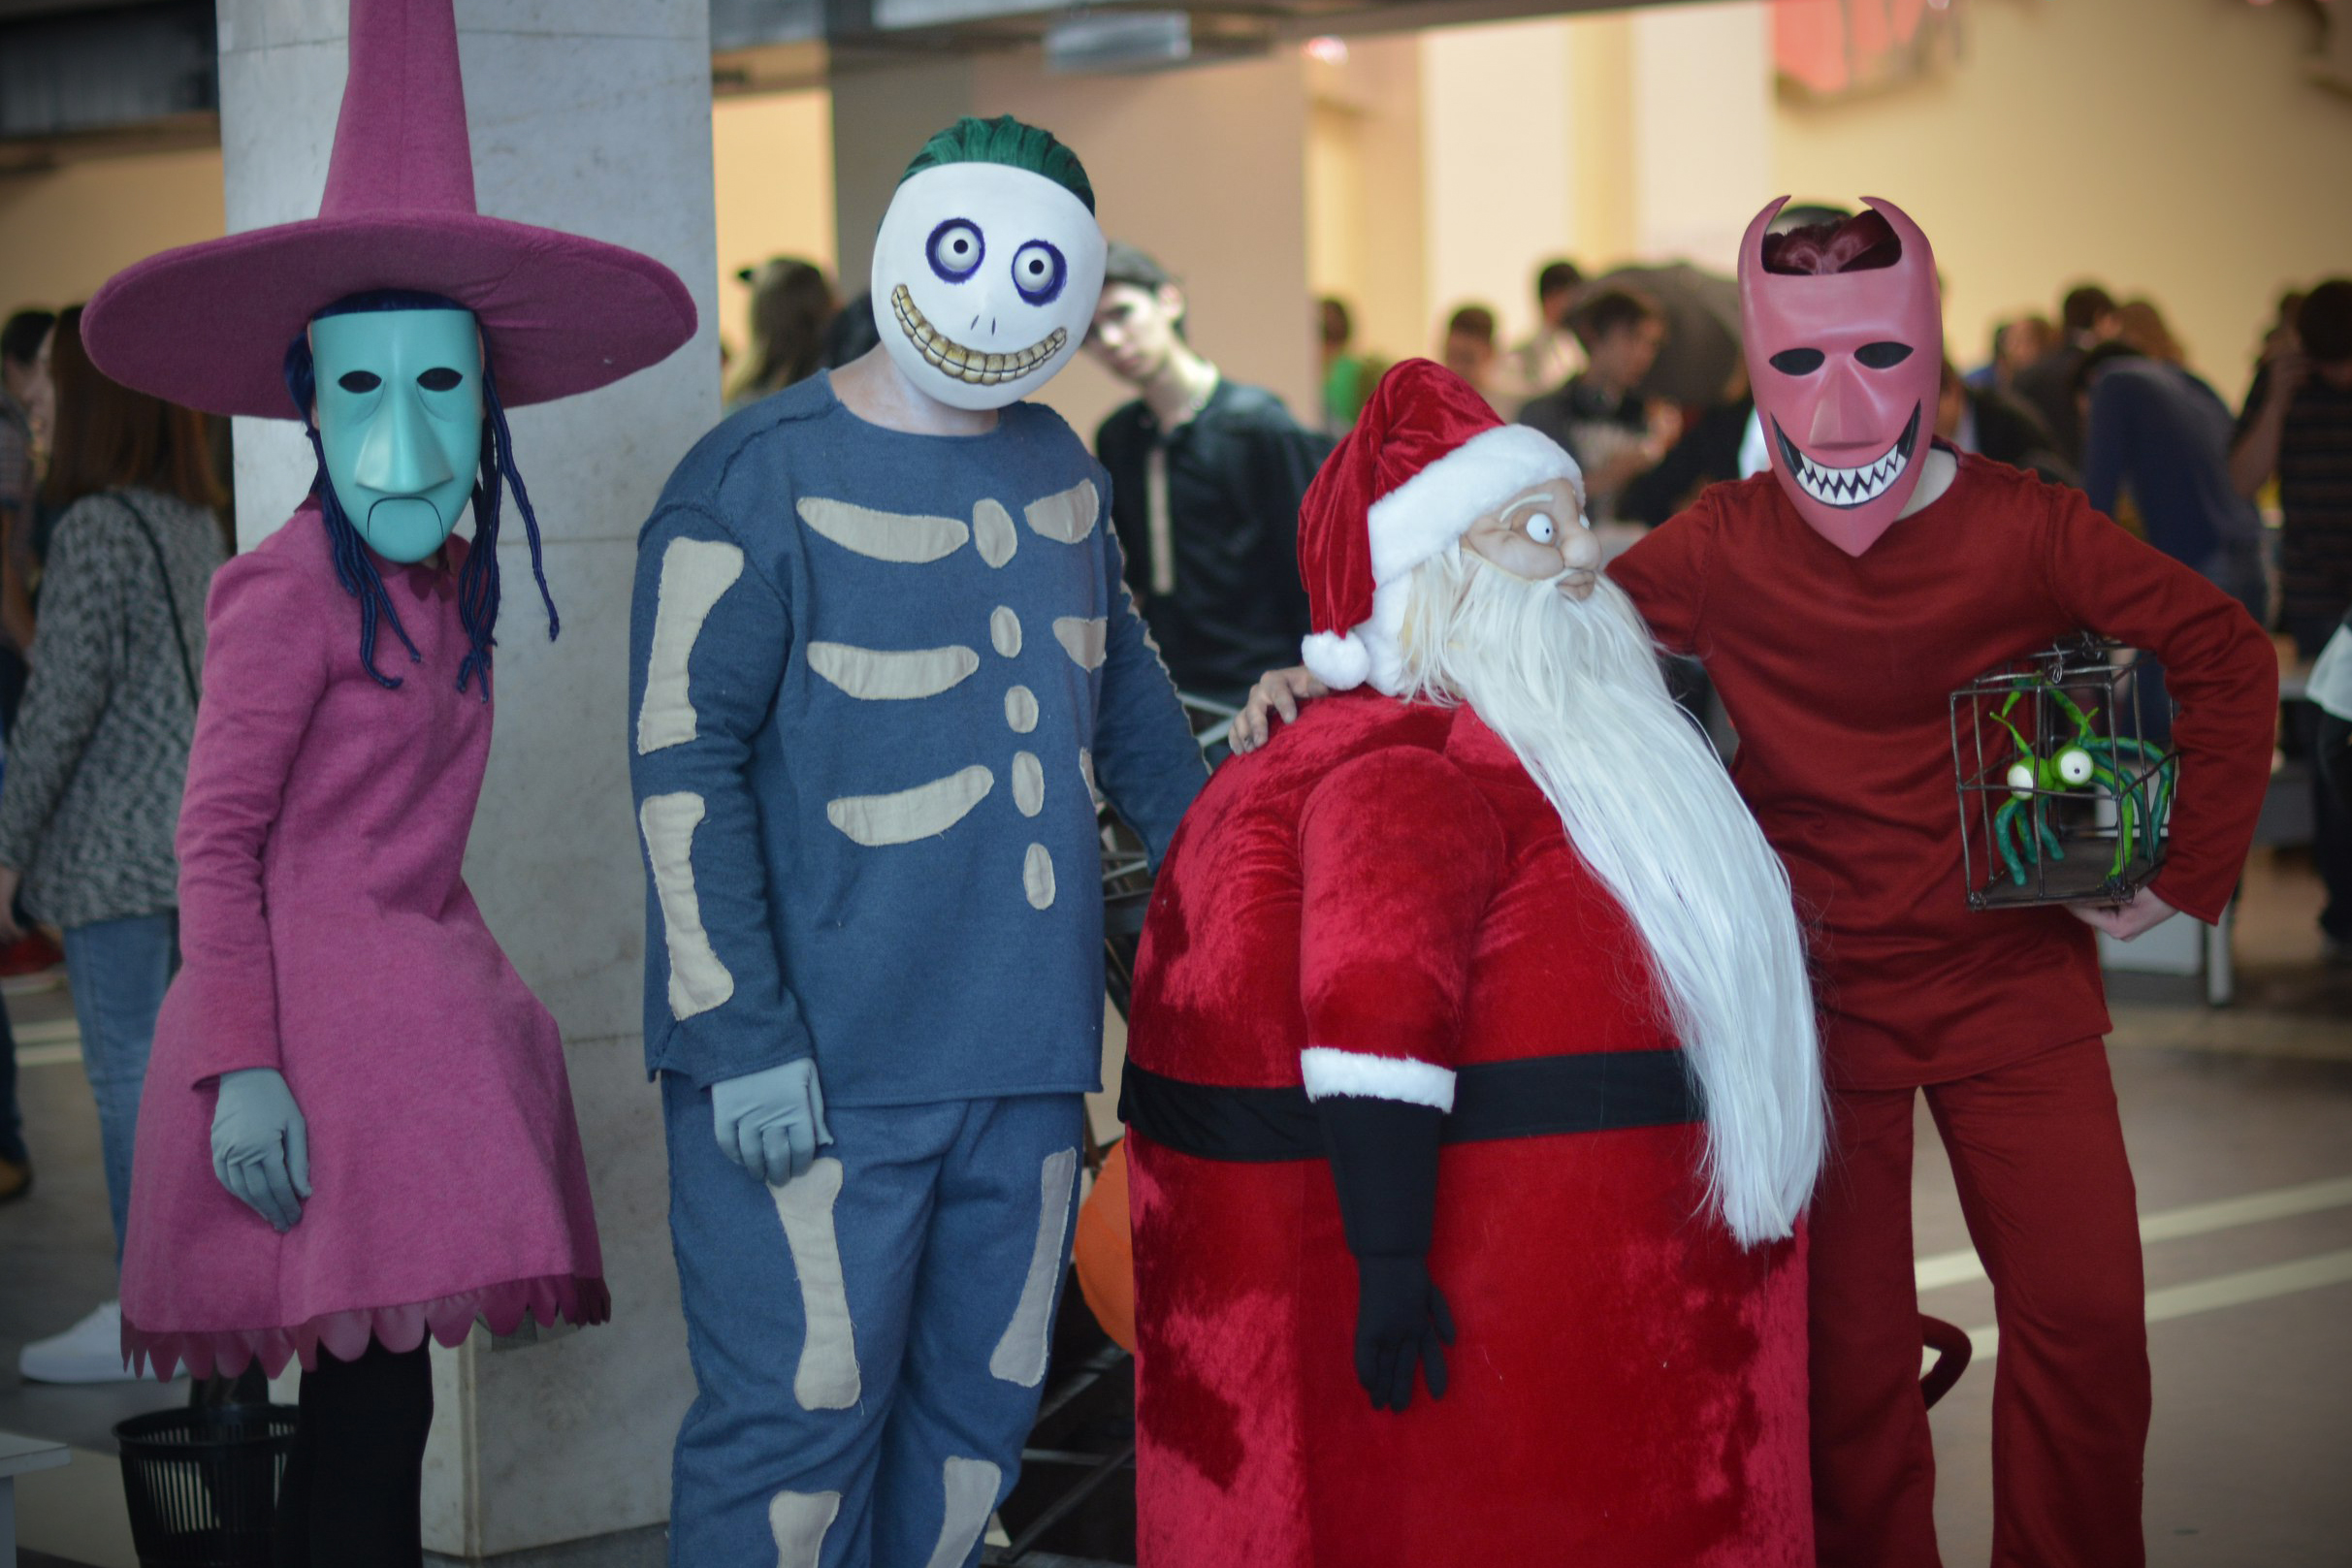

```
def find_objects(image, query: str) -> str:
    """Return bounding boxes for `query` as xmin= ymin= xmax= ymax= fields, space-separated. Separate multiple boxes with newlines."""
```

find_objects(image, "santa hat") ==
xmin=1298 ymin=358 xmax=1583 ymax=693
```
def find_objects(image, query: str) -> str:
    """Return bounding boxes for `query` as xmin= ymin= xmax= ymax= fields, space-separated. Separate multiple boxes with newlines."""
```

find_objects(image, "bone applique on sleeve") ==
xmin=639 ymin=792 xmax=735 ymax=1019
xmin=826 ymin=766 xmax=995 ymax=847
xmin=808 ymin=642 xmax=980 ymax=702
xmin=1023 ymin=477 xmax=1100 ymax=543
xmin=637 ymin=538 xmax=746 ymax=755
xmin=769 ymin=1158 xmax=861 ymax=1411
xmin=989 ymin=1146 xmax=1079 ymax=1386
xmin=973 ymin=498 xmax=1018 ymax=568
xmin=796 ymin=497 xmax=969 ymax=563
xmin=1052 ymin=616 xmax=1108 ymax=671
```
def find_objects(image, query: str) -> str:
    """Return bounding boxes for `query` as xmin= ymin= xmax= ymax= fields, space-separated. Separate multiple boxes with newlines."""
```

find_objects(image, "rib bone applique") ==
xmin=795 ymin=483 xmax=1115 ymax=912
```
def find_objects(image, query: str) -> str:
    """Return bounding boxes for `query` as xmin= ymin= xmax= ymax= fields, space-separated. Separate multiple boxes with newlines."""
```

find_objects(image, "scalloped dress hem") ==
xmin=121 ymin=1273 xmax=612 ymax=1381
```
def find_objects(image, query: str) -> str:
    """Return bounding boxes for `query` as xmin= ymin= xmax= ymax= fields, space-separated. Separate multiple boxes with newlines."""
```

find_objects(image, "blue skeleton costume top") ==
xmin=629 ymin=117 xmax=1208 ymax=1568
xmin=628 ymin=372 xmax=1204 ymax=1101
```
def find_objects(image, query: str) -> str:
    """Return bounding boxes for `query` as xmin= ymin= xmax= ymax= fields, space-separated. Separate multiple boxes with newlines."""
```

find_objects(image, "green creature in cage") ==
xmin=1987 ymin=683 xmax=2177 ymax=887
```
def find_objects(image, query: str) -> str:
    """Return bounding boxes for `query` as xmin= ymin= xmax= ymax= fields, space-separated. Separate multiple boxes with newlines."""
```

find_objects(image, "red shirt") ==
xmin=1610 ymin=454 xmax=2277 ymax=1089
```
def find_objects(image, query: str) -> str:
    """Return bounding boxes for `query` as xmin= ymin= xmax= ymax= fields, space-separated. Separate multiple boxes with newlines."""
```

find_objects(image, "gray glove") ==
xmin=710 ymin=1058 xmax=833 ymax=1187
xmin=210 ymin=1068 xmax=310 ymax=1232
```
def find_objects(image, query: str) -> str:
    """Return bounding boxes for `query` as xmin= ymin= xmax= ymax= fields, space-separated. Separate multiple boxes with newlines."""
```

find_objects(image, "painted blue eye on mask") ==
xmin=310 ymin=308 xmax=483 ymax=564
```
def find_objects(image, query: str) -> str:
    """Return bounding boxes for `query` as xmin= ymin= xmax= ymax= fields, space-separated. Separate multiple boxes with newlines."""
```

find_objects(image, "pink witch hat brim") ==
xmin=81 ymin=0 xmax=694 ymax=418
xmin=83 ymin=213 xmax=698 ymax=418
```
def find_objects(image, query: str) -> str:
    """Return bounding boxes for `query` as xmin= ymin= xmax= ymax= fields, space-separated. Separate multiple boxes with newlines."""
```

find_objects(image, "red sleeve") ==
xmin=1296 ymin=746 xmax=1503 ymax=1104
xmin=169 ymin=543 xmax=330 ymax=1086
xmin=2040 ymin=488 xmax=2278 ymax=923
xmin=1605 ymin=493 xmax=1716 ymax=656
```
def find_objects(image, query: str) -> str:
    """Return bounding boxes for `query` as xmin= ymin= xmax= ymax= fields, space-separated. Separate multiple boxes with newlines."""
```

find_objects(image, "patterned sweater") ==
xmin=0 ymin=489 xmax=225 ymax=928
xmin=628 ymin=375 xmax=1208 ymax=1105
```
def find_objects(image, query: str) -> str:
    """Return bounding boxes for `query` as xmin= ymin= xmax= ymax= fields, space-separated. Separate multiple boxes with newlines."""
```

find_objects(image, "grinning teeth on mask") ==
xmin=891 ymin=285 xmax=1066 ymax=387
xmin=1774 ymin=404 xmax=1922 ymax=508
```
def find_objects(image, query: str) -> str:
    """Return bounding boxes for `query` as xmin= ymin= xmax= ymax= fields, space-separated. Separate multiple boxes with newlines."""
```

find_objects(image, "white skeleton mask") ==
xmin=869 ymin=162 xmax=1106 ymax=412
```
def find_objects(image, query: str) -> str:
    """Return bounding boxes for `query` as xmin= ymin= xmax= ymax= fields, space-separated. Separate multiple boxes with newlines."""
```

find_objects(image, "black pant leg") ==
xmin=274 ymin=1339 xmax=434 ymax=1568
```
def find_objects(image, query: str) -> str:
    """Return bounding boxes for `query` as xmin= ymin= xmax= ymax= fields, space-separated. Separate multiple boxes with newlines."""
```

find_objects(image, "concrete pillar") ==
xmin=214 ymin=1 xmax=720 ymax=1559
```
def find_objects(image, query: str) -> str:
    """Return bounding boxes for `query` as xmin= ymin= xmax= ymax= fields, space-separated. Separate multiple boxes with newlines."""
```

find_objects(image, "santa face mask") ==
xmin=870 ymin=162 xmax=1106 ymax=412
xmin=310 ymin=307 xmax=483 ymax=562
xmin=1739 ymin=196 xmax=1943 ymax=557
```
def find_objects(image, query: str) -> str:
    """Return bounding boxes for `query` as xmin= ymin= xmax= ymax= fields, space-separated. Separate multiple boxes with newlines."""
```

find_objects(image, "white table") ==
xmin=0 ymin=1429 xmax=72 ymax=1560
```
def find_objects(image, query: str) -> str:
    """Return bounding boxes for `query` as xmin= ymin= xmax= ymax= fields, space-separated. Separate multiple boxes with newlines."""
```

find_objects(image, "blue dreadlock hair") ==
xmin=282 ymin=289 xmax=559 ymax=696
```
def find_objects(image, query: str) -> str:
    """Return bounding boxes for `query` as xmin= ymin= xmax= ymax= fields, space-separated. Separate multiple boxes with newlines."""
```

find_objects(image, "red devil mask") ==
xmin=1740 ymin=195 xmax=1943 ymax=557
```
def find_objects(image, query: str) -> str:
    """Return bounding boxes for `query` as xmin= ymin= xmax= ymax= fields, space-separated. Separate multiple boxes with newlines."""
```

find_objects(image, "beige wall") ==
xmin=1305 ymin=34 xmax=1427 ymax=378
xmin=1772 ymin=0 xmax=2352 ymax=400
xmin=711 ymin=88 xmax=837 ymax=376
xmin=1631 ymin=1 xmax=1770 ymax=272
xmin=0 ymin=147 xmax=225 ymax=320
xmin=1337 ymin=3 xmax=1776 ymax=370
xmin=1419 ymin=17 xmax=1578 ymax=355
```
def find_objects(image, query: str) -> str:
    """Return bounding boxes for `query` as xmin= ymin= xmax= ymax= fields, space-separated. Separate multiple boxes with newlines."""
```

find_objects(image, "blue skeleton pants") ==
xmin=662 ymin=1078 xmax=1084 ymax=1567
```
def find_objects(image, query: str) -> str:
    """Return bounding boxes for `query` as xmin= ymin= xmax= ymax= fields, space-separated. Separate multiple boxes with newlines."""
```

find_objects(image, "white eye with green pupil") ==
xmin=1525 ymin=513 xmax=1557 ymax=544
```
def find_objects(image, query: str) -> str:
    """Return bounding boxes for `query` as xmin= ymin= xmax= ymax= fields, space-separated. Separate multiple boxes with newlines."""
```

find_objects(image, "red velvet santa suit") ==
xmin=1122 ymin=688 xmax=1811 ymax=1567
xmin=1609 ymin=454 xmax=2278 ymax=1566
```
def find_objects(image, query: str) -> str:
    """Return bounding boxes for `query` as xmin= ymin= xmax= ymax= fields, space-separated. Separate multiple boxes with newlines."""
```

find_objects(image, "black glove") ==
xmin=1318 ymin=1093 xmax=1455 ymax=1413
xmin=2319 ymin=712 xmax=2352 ymax=814
xmin=1352 ymin=1254 xmax=1455 ymax=1413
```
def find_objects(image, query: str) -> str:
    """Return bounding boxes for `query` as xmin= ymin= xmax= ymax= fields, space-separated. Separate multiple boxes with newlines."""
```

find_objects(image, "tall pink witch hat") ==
xmin=82 ymin=0 xmax=695 ymax=418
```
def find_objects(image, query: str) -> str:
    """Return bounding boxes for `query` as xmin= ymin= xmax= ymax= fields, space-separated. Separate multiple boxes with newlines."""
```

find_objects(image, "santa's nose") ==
xmin=1807 ymin=359 xmax=1876 ymax=450
xmin=1561 ymin=516 xmax=1601 ymax=574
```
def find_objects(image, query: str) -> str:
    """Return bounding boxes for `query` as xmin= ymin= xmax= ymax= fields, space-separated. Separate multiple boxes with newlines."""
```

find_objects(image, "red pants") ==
xmin=1809 ymin=1038 xmax=2150 ymax=1568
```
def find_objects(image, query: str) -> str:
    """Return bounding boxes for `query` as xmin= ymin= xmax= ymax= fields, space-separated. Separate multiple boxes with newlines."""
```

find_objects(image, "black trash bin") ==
xmin=113 ymin=1404 xmax=298 ymax=1568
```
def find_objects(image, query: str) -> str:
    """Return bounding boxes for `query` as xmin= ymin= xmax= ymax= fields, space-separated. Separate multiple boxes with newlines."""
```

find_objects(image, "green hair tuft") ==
xmin=899 ymin=115 xmax=1095 ymax=214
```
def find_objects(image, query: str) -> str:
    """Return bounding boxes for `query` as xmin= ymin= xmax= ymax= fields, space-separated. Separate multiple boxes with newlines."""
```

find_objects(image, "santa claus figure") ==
xmin=1121 ymin=358 xmax=1826 ymax=1566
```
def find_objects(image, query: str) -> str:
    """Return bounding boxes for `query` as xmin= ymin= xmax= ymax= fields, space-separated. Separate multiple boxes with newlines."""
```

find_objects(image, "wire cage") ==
xmin=1950 ymin=636 xmax=2178 ymax=912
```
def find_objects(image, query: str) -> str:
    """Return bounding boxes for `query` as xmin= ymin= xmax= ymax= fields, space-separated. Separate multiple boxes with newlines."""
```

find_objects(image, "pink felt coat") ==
xmin=120 ymin=507 xmax=606 ymax=1379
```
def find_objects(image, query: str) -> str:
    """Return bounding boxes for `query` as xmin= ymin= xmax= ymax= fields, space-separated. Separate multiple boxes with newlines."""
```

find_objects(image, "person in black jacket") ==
xmin=1086 ymin=243 xmax=1331 ymax=704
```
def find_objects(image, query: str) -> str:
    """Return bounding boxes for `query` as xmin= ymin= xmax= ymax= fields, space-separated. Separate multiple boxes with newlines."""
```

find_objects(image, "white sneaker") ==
xmin=18 ymin=1299 xmax=137 ymax=1383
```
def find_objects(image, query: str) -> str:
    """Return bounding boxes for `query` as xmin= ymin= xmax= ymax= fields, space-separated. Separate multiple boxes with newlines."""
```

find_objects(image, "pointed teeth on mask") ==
xmin=889 ymin=284 xmax=1064 ymax=387
xmin=1777 ymin=408 xmax=1922 ymax=509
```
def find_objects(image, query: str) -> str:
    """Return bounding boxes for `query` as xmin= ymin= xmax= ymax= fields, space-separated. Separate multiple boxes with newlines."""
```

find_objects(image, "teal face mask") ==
xmin=310 ymin=308 xmax=483 ymax=564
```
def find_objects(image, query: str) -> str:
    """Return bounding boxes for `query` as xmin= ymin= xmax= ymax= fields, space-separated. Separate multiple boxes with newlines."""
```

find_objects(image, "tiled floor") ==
xmin=3 ymin=848 xmax=2347 ymax=1566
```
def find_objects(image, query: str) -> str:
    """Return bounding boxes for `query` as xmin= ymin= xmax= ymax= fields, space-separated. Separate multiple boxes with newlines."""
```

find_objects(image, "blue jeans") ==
xmin=61 ymin=912 xmax=177 ymax=1261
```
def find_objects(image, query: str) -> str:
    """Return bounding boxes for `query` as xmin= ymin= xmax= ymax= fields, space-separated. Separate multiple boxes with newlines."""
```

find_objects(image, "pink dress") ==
xmin=120 ymin=505 xmax=606 ymax=1378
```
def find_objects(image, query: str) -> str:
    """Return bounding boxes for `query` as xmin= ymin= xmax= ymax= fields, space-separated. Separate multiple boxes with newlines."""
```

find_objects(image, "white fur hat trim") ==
xmin=1304 ymin=424 xmax=1581 ymax=695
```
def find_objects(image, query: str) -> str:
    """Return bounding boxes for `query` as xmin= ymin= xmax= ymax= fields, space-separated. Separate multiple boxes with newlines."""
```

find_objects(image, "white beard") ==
xmin=1396 ymin=553 xmax=1826 ymax=1246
